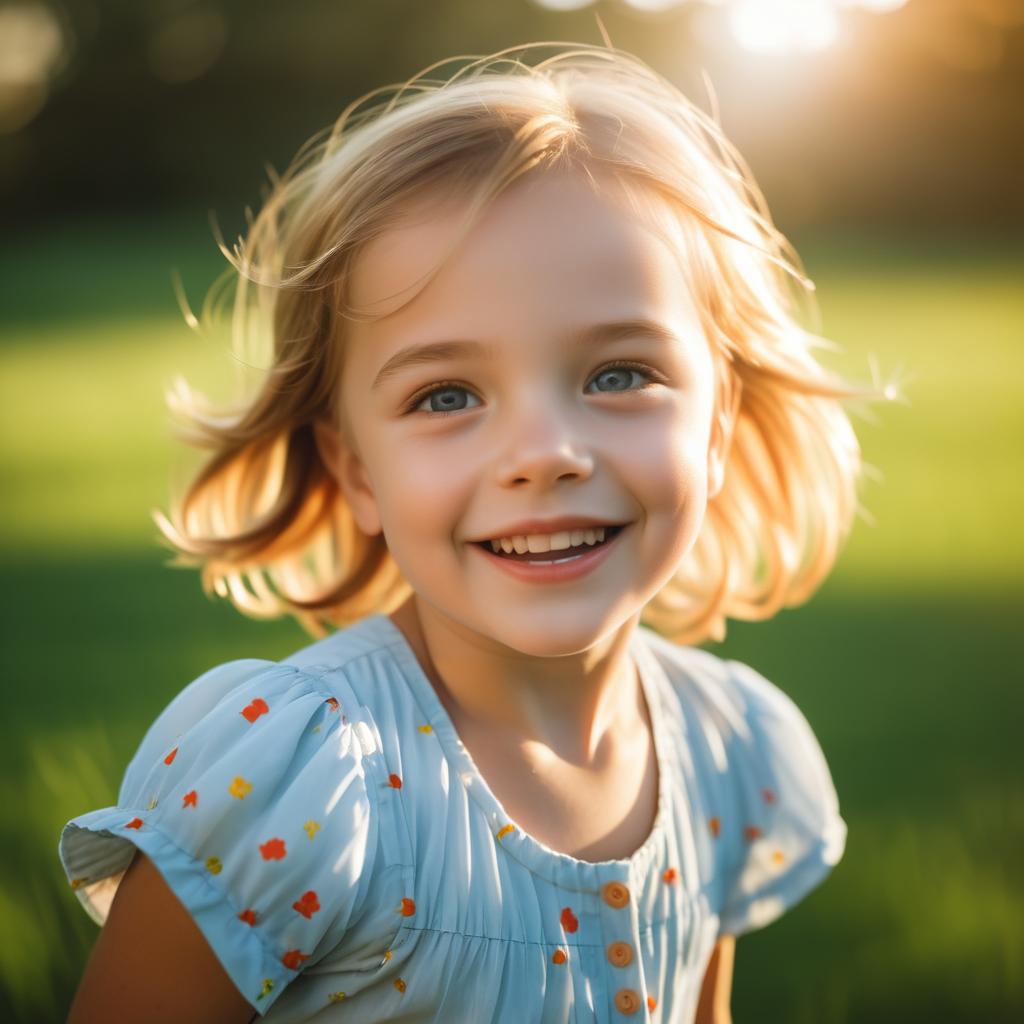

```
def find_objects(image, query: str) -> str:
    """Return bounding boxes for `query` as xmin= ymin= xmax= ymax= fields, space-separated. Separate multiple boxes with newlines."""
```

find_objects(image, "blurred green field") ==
xmin=1 ymin=219 xmax=1021 ymax=1023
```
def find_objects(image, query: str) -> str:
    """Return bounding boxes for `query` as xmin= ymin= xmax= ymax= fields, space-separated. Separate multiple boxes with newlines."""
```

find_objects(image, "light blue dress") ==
xmin=59 ymin=613 xmax=846 ymax=1023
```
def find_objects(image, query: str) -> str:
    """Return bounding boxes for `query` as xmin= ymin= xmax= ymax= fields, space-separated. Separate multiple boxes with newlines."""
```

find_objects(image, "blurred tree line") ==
xmin=1 ymin=0 xmax=1021 ymax=233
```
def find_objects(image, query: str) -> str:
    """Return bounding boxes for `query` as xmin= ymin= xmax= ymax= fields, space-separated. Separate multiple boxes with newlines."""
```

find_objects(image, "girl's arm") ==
xmin=66 ymin=851 xmax=257 ymax=1024
xmin=695 ymin=934 xmax=735 ymax=1024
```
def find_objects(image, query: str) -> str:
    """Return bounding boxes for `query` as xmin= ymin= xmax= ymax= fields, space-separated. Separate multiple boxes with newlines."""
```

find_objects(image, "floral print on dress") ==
xmin=240 ymin=698 xmax=269 ymax=723
xmin=259 ymin=837 xmax=287 ymax=861
xmin=292 ymin=891 xmax=320 ymax=918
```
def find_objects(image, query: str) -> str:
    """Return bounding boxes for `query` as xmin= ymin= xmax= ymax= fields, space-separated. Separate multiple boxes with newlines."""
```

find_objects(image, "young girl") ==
xmin=60 ymin=41 xmax=884 ymax=1024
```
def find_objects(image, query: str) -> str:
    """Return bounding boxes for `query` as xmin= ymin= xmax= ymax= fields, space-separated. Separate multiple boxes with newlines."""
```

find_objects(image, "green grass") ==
xmin=1 ymin=219 xmax=1021 ymax=1023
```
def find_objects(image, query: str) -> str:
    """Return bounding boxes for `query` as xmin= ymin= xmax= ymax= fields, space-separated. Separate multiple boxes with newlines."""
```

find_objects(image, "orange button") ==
xmin=607 ymin=940 xmax=634 ymax=967
xmin=602 ymin=880 xmax=631 ymax=909
xmin=614 ymin=988 xmax=641 ymax=1015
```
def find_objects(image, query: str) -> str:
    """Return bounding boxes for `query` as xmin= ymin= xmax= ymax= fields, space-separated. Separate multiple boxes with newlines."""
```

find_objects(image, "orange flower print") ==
xmin=326 ymin=697 xmax=340 ymax=711
xmin=293 ymin=891 xmax=321 ymax=918
xmin=552 ymin=948 xmax=568 ymax=965
xmin=182 ymin=790 xmax=198 ymax=809
xmin=394 ymin=978 xmax=407 ymax=993
xmin=398 ymin=897 xmax=416 ymax=917
xmin=772 ymin=849 xmax=786 ymax=865
xmin=260 ymin=838 xmax=287 ymax=861
xmin=496 ymin=823 xmax=516 ymax=841
xmin=303 ymin=819 xmax=320 ymax=840
xmin=163 ymin=746 xmax=178 ymax=765
xmin=388 ymin=773 xmax=402 ymax=789
xmin=709 ymin=815 xmax=721 ymax=838
xmin=560 ymin=907 xmax=579 ymax=934
xmin=648 ymin=995 xmax=658 ymax=1010
xmin=228 ymin=776 xmax=253 ymax=800
xmin=762 ymin=786 xmax=777 ymax=804
xmin=744 ymin=825 xmax=762 ymax=842
xmin=124 ymin=817 xmax=143 ymax=830
xmin=282 ymin=949 xmax=310 ymax=970
xmin=662 ymin=867 xmax=678 ymax=884
xmin=238 ymin=908 xmax=257 ymax=926
xmin=240 ymin=698 xmax=269 ymax=724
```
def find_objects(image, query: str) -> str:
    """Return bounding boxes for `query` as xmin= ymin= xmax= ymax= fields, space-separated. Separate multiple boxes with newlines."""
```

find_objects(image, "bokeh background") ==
xmin=2 ymin=1 xmax=1022 ymax=1022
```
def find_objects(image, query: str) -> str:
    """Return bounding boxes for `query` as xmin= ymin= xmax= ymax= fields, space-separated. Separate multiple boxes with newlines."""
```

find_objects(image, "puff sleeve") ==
xmin=58 ymin=659 xmax=379 ymax=1014
xmin=716 ymin=658 xmax=847 ymax=938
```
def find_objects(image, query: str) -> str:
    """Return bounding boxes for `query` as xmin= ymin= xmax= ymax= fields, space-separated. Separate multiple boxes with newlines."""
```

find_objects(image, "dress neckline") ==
xmin=366 ymin=613 xmax=671 ymax=891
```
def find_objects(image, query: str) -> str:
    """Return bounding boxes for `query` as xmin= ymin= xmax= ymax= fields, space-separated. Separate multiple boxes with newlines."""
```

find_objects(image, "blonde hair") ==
xmin=154 ymin=41 xmax=892 ymax=645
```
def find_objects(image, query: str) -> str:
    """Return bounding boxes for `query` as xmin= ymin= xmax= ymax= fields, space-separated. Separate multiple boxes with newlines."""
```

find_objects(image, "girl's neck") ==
xmin=388 ymin=597 xmax=645 ymax=765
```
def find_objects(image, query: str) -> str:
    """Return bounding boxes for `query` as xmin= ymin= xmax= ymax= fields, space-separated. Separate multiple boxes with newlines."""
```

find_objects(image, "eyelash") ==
xmin=400 ymin=360 xmax=665 ymax=418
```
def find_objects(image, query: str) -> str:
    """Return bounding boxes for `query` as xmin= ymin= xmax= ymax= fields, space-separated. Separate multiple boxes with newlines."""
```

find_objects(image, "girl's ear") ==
xmin=312 ymin=417 xmax=383 ymax=537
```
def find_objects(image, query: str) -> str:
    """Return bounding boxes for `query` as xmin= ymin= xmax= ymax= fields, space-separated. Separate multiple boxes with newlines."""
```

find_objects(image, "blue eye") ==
xmin=402 ymin=361 xmax=661 ymax=418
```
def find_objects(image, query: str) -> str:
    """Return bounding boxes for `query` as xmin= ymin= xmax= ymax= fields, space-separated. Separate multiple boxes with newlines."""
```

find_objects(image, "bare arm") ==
xmin=695 ymin=934 xmax=735 ymax=1024
xmin=67 ymin=850 xmax=257 ymax=1024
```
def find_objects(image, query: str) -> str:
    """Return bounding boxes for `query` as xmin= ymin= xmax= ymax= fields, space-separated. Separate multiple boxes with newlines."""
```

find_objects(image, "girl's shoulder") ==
xmin=636 ymin=625 xmax=848 ymax=937
xmin=638 ymin=624 xmax=830 ymax=757
xmin=59 ymin=619 xmax=405 ymax=1016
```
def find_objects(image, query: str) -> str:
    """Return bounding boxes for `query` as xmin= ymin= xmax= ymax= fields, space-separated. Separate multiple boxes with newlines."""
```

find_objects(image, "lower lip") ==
xmin=471 ymin=526 xmax=628 ymax=584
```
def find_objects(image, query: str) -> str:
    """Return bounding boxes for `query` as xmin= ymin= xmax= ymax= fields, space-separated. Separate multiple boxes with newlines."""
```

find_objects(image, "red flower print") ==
xmin=388 ymin=773 xmax=402 ymax=789
xmin=163 ymin=746 xmax=178 ymax=765
xmin=238 ymin=909 xmax=257 ymax=926
xmin=260 ymin=838 xmax=287 ymax=860
xmin=662 ymin=867 xmax=678 ymax=884
xmin=326 ymin=697 xmax=339 ymax=711
xmin=292 ymin=891 xmax=320 ymax=918
xmin=399 ymin=897 xmax=416 ymax=917
xmin=124 ymin=817 xmax=143 ymax=830
xmin=552 ymin=948 xmax=567 ymax=965
xmin=281 ymin=949 xmax=310 ymax=970
xmin=709 ymin=815 xmax=721 ymax=838
xmin=648 ymin=995 xmax=657 ymax=1010
xmin=240 ymin=698 xmax=269 ymax=723
xmin=560 ymin=907 xmax=579 ymax=933
xmin=744 ymin=825 xmax=762 ymax=842
xmin=762 ymin=786 xmax=777 ymax=804
xmin=182 ymin=790 xmax=198 ymax=809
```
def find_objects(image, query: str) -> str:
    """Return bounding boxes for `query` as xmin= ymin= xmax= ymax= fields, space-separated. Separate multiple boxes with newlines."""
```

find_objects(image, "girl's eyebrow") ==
xmin=370 ymin=318 xmax=681 ymax=391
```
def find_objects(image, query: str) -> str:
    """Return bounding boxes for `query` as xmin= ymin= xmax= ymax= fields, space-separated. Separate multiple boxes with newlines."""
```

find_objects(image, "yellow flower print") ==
xmin=418 ymin=723 xmax=433 ymax=733
xmin=304 ymin=819 xmax=321 ymax=840
xmin=496 ymin=823 xmax=516 ymax=841
xmin=146 ymin=796 xmax=159 ymax=810
xmin=206 ymin=857 xmax=222 ymax=875
xmin=328 ymin=992 xmax=347 ymax=1003
xmin=256 ymin=979 xmax=275 ymax=1001
xmin=229 ymin=776 xmax=253 ymax=800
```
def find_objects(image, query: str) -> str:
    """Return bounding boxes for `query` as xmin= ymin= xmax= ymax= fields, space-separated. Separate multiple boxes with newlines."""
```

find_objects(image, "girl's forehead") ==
xmin=346 ymin=171 xmax=695 ymax=332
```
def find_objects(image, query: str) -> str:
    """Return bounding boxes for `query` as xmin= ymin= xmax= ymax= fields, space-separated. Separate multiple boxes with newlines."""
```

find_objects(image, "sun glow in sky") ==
xmin=533 ymin=0 xmax=911 ymax=55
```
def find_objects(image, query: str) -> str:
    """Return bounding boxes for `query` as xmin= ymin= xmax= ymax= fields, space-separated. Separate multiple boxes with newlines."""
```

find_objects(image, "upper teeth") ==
xmin=488 ymin=527 xmax=608 ymax=554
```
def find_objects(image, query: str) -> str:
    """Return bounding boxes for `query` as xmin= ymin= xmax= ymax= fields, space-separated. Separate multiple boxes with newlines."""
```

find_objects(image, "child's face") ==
xmin=316 ymin=168 xmax=726 ymax=656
